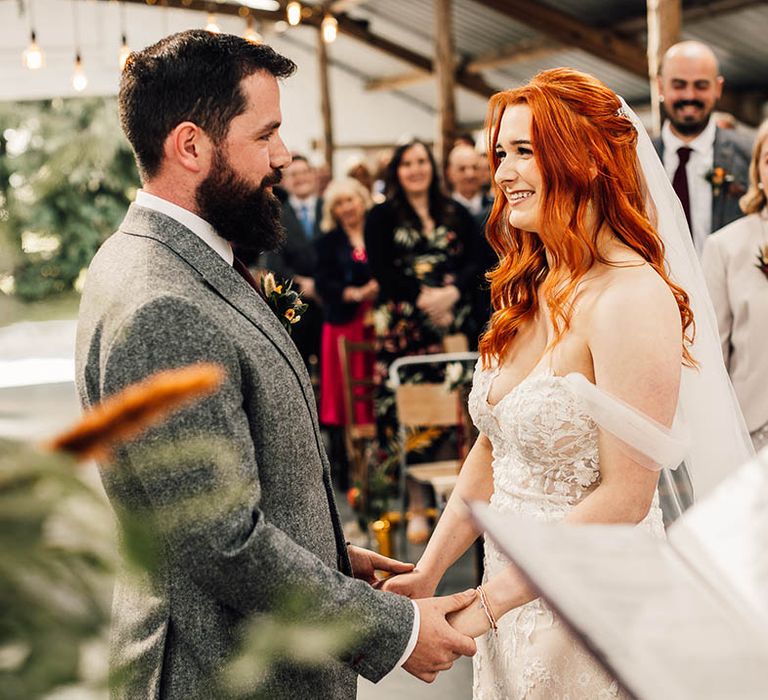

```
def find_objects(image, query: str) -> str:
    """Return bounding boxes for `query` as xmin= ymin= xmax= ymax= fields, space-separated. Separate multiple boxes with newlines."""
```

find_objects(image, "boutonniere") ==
xmin=756 ymin=245 xmax=768 ymax=280
xmin=260 ymin=272 xmax=308 ymax=333
xmin=704 ymin=166 xmax=735 ymax=197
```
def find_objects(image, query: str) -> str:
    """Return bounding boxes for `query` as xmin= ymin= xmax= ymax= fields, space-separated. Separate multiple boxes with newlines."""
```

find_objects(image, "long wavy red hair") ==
xmin=479 ymin=68 xmax=695 ymax=367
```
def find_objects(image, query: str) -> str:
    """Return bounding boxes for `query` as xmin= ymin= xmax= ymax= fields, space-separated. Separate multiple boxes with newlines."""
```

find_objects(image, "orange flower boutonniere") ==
xmin=260 ymin=272 xmax=308 ymax=334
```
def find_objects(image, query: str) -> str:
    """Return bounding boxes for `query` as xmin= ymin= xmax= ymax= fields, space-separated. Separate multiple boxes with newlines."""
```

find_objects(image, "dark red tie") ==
xmin=672 ymin=146 xmax=693 ymax=234
xmin=233 ymin=257 xmax=261 ymax=294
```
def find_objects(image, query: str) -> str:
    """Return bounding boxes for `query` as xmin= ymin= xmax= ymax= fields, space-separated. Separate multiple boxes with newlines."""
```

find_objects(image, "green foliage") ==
xmin=0 ymin=440 xmax=115 ymax=699
xmin=0 ymin=97 xmax=139 ymax=302
xmin=1 ymin=432 xmax=360 ymax=698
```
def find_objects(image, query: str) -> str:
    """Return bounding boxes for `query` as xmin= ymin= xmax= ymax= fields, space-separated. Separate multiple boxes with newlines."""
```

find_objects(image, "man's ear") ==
xmin=715 ymin=75 xmax=724 ymax=100
xmin=163 ymin=121 xmax=212 ymax=174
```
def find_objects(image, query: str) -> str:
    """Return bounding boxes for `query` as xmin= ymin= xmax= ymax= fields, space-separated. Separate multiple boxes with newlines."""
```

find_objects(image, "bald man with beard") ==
xmin=652 ymin=40 xmax=753 ymax=254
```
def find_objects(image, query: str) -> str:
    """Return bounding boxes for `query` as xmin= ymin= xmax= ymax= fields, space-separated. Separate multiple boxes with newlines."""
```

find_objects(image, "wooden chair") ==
xmin=442 ymin=333 xmax=469 ymax=353
xmin=337 ymin=336 xmax=377 ymax=487
xmin=389 ymin=352 xmax=479 ymax=550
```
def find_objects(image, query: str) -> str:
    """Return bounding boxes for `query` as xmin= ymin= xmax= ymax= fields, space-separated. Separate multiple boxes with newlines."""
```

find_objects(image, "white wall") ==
xmin=0 ymin=0 xmax=438 ymax=172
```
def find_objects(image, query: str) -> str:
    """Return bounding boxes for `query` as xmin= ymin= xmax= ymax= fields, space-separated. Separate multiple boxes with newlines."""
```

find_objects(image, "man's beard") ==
xmin=665 ymin=99 xmax=711 ymax=137
xmin=195 ymin=149 xmax=285 ymax=255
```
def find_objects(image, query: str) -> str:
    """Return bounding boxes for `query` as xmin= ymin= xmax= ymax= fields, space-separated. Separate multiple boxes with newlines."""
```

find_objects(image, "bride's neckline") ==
xmin=485 ymin=359 xmax=556 ymax=410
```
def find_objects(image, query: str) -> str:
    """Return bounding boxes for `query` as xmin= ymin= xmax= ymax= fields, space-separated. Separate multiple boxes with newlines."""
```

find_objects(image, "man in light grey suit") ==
xmin=76 ymin=31 xmax=476 ymax=699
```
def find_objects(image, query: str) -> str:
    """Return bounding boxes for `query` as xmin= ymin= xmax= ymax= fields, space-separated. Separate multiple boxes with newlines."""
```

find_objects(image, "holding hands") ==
xmin=348 ymin=549 xmax=479 ymax=682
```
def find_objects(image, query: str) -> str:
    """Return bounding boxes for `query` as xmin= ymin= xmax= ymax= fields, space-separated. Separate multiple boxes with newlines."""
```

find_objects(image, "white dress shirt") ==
xmin=662 ymin=117 xmax=716 ymax=256
xmin=135 ymin=190 xmax=234 ymax=265
xmin=129 ymin=193 xmax=421 ymax=673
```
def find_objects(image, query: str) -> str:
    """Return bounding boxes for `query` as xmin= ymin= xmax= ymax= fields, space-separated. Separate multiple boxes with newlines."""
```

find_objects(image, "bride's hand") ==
xmin=446 ymin=595 xmax=491 ymax=638
xmin=379 ymin=567 xmax=438 ymax=599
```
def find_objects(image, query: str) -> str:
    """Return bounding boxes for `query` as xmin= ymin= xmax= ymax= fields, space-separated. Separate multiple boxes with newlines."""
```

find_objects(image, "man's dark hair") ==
xmin=118 ymin=30 xmax=296 ymax=180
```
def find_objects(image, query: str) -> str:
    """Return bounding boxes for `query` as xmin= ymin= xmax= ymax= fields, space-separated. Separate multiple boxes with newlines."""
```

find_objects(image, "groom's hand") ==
xmin=347 ymin=545 xmax=414 ymax=586
xmin=403 ymin=589 xmax=477 ymax=683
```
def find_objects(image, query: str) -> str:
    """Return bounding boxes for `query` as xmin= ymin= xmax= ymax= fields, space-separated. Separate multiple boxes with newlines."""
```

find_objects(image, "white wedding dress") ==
xmin=468 ymin=358 xmax=666 ymax=699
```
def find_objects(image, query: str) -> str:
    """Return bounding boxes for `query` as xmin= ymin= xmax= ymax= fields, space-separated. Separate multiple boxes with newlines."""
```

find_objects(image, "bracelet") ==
xmin=476 ymin=585 xmax=498 ymax=631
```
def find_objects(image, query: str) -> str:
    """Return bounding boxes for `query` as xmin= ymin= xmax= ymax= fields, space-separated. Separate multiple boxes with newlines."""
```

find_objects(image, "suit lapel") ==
xmin=711 ymin=128 xmax=735 ymax=231
xmin=118 ymin=204 xmax=317 ymax=419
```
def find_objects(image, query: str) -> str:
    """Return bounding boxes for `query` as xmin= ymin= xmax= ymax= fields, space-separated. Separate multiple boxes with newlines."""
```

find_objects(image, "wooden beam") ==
xmin=465 ymin=37 xmax=560 ymax=72
xmin=113 ymin=0 xmax=281 ymax=22
xmin=646 ymin=0 xmax=682 ymax=135
xmin=617 ymin=0 xmax=767 ymax=34
xmin=435 ymin=0 xmax=457 ymax=170
xmin=332 ymin=14 xmax=498 ymax=98
xmin=366 ymin=37 xmax=559 ymax=94
xmin=366 ymin=70 xmax=431 ymax=92
xmin=471 ymin=0 xmax=648 ymax=77
xmin=316 ymin=26 xmax=335 ymax=175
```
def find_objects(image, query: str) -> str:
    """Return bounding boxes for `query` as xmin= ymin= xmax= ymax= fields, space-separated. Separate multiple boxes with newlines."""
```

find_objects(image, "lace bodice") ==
xmin=468 ymin=360 xmax=664 ymax=530
xmin=469 ymin=359 xmax=664 ymax=699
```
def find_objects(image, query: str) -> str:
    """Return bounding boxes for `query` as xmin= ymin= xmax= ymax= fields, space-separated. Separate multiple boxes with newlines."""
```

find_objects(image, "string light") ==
xmin=23 ymin=31 xmax=44 ymax=70
xmin=119 ymin=34 xmax=131 ymax=71
xmin=205 ymin=12 xmax=221 ymax=33
xmin=71 ymin=0 xmax=87 ymax=92
xmin=22 ymin=0 xmax=44 ymax=69
xmin=72 ymin=53 xmax=88 ymax=92
xmin=286 ymin=1 xmax=301 ymax=26
xmin=321 ymin=14 xmax=338 ymax=43
xmin=118 ymin=2 xmax=130 ymax=71
xmin=243 ymin=17 xmax=263 ymax=44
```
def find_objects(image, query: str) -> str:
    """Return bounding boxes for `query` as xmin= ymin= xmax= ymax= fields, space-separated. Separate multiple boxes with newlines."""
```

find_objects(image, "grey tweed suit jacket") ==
xmin=75 ymin=204 xmax=414 ymax=699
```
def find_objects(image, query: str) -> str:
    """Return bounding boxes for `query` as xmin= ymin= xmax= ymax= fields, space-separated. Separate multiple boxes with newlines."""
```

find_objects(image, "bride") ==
xmin=383 ymin=68 xmax=724 ymax=698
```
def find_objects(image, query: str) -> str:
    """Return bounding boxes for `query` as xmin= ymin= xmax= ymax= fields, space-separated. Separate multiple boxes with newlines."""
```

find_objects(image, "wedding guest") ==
xmin=445 ymin=143 xmax=497 ymax=349
xmin=653 ymin=40 xmax=752 ymax=254
xmin=315 ymin=178 xmax=378 ymax=488
xmin=261 ymin=153 xmax=323 ymax=369
xmin=365 ymin=139 xmax=482 ymax=543
xmin=446 ymin=144 xmax=494 ymax=223
xmin=702 ymin=119 xmax=768 ymax=450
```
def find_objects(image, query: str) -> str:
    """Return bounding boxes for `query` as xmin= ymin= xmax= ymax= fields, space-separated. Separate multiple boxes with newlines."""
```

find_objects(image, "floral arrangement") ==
xmin=756 ymin=244 xmax=768 ymax=280
xmin=260 ymin=272 xmax=308 ymax=334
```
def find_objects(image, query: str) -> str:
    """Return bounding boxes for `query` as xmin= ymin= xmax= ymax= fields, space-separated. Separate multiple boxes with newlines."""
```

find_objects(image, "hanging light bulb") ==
xmin=72 ymin=53 xmax=88 ymax=92
xmin=321 ymin=14 xmax=338 ymax=43
xmin=22 ymin=30 xmax=45 ymax=70
xmin=243 ymin=17 xmax=263 ymax=44
xmin=118 ymin=33 xmax=131 ymax=71
xmin=286 ymin=1 xmax=301 ymax=26
xmin=205 ymin=12 xmax=221 ymax=33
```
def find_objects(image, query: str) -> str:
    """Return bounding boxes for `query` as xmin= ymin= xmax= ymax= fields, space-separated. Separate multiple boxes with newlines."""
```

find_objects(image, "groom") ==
xmin=75 ymin=30 xmax=476 ymax=699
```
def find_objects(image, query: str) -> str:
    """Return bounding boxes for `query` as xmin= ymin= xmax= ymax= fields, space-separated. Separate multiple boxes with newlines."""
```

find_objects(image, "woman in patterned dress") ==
xmin=365 ymin=139 xmax=483 ymax=541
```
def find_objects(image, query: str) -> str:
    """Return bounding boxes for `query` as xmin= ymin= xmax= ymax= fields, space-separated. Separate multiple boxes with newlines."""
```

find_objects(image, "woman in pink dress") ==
xmin=315 ymin=178 xmax=379 ymax=487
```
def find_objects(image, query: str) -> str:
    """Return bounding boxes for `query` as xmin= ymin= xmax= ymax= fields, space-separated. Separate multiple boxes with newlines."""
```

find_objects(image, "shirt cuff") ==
xmin=395 ymin=600 xmax=420 ymax=669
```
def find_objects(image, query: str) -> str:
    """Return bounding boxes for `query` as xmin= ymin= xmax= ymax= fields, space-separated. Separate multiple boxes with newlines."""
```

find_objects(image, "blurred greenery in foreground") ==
xmin=1 ymin=388 xmax=359 ymax=698
xmin=0 ymin=97 xmax=138 ymax=304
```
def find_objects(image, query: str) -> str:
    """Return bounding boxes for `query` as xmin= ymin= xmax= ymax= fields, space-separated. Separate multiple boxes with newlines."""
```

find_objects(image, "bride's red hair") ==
xmin=478 ymin=68 xmax=695 ymax=367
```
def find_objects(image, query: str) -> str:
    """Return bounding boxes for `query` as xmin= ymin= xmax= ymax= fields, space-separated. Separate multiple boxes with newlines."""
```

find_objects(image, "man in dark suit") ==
xmin=262 ymin=154 xmax=324 ymax=369
xmin=652 ymin=40 xmax=753 ymax=254
xmin=446 ymin=143 xmax=496 ymax=345
xmin=446 ymin=144 xmax=494 ymax=227
xmin=75 ymin=30 xmax=476 ymax=699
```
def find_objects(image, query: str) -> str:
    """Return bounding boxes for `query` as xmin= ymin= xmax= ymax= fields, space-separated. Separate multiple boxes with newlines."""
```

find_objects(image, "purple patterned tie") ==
xmin=672 ymin=146 xmax=693 ymax=234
